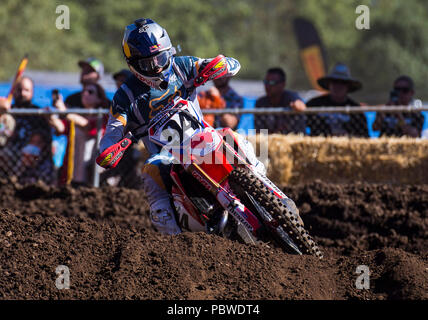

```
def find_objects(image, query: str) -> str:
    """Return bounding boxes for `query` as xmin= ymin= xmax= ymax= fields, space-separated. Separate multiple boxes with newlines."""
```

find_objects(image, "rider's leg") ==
xmin=141 ymin=153 xmax=181 ymax=235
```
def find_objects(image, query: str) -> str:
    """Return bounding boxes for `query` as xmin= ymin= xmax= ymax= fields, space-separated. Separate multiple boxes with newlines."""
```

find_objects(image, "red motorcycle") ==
xmin=98 ymin=56 xmax=323 ymax=258
xmin=149 ymin=97 xmax=322 ymax=258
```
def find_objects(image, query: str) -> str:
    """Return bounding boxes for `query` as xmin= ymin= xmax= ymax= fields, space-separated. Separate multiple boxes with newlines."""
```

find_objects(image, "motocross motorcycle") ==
xmin=97 ymin=56 xmax=323 ymax=259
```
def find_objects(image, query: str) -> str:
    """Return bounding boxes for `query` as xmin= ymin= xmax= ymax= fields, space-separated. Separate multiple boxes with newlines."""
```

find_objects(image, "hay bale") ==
xmin=247 ymin=134 xmax=293 ymax=185
xmin=136 ymin=134 xmax=428 ymax=185
xmin=248 ymin=135 xmax=428 ymax=185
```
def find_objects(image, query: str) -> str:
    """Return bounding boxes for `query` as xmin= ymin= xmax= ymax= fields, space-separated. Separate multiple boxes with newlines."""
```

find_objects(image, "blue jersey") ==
xmin=101 ymin=55 xmax=240 ymax=154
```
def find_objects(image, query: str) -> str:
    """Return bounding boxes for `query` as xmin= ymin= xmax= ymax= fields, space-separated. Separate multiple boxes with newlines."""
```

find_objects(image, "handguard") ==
xmin=96 ymin=135 xmax=133 ymax=169
xmin=193 ymin=55 xmax=228 ymax=87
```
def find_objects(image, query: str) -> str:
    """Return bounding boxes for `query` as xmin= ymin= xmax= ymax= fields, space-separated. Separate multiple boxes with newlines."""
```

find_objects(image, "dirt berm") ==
xmin=0 ymin=179 xmax=426 ymax=299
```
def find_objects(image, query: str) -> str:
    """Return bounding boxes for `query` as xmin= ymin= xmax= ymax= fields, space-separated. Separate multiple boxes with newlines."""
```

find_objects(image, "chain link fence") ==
xmin=0 ymin=108 xmax=145 ymax=189
xmin=0 ymin=105 xmax=427 ymax=187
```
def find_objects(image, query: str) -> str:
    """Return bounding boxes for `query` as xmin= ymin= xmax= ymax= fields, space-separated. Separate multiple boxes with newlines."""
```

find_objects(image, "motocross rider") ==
xmin=97 ymin=18 xmax=264 ymax=234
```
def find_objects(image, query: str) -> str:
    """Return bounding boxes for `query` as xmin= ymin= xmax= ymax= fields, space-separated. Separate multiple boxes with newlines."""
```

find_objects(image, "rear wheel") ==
xmin=228 ymin=167 xmax=323 ymax=259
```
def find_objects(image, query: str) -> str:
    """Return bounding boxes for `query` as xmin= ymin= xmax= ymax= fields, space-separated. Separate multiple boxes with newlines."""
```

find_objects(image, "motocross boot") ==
xmin=142 ymin=153 xmax=182 ymax=235
xmin=150 ymin=198 xmax=181 ymax=235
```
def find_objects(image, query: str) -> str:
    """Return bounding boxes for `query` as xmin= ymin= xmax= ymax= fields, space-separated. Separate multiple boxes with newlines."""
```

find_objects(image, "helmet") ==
xmin=122 ymin=18 xmax=174 ymax=90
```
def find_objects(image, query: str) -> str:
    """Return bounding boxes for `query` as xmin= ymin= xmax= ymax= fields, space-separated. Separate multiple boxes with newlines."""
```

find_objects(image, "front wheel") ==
xmin=228 ymin=167 xmax=323 ymax=259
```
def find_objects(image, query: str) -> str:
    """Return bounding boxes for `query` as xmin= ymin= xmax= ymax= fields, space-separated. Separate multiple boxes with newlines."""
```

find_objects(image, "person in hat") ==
xmin=372 ymin=75 xmax=424 ymax=137
xmin=112 ymin=69 xmax=133 ymax=89
xmin=306 ymin=63 xmax=369 ymax=137
xmin=64 ymin=58 xmax=106 ymax=109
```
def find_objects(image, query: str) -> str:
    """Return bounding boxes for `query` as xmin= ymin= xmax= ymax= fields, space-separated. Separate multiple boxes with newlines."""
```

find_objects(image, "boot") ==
xmin=150 ymin=198 xmax=182 ymax=235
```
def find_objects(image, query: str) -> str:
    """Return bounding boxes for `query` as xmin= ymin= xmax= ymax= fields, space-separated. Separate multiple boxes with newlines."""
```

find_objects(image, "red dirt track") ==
xmin=0 ymin=179 xmax=426 ymax=300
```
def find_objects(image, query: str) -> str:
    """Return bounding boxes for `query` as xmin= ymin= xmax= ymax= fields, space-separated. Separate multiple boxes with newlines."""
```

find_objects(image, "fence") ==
xmin=1 ymin=105 xmax=427 ymax=188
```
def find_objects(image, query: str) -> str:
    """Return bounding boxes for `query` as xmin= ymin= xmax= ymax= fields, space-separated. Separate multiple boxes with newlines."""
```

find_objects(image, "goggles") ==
xmin=133 ymin=50 xmax=171 ymax=74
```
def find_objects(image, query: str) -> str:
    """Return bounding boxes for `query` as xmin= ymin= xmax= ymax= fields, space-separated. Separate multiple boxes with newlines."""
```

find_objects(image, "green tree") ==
xmin=0 ymin=0 xmax=427 ymax=102
xmin=0 ymin=0 xmax=100 ymax=80
xmin=297 ymin=0 xmax=428 ymax=102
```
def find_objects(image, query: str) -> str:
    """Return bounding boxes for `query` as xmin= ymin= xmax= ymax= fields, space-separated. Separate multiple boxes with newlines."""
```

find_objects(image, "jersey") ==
xmin=100 ymin=55 xmax=240 ymax=155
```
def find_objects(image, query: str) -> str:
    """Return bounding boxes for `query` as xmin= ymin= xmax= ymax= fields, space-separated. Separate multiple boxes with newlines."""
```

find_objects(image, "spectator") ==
xmin=5 ymin=76 xmax=55 ymax=180
xmin=101 ymin=68 xmax=143 ymax=188
xmin=254 ymin=67 xmax=306 ymax=134
xmin=372 ymin=75 xmax=424 ymax=137
xmin=0 ymin=97 xmax=16 ymax=180
xmin=16 ymin=131 xmax=55 ymax=185
xmin=56 ymin=82 xmax=109 ymax=186
xmin=113 ymin=69 xmax=133 ymax=89
xmin=65 ymin=58 xmax=105 ymax=108
xmin=197 ymin=87 xmax=226 ymax=127
xmin=0 ymin=97 xmax=15 ymax=147
xmin=307 ymin=63 xmax=368 ymax=137
xmin=212 ymin=76 xmax=243 ymax=130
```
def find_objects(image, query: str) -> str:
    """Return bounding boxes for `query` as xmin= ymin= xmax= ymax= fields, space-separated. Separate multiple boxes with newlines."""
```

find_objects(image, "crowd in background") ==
xmin=0 ymin=56 xmax=425 ymax=187
xmin=199 ymin=63 xmax=424 ymax=139
xmin=0 ymin=58 xmax=111 ymax=187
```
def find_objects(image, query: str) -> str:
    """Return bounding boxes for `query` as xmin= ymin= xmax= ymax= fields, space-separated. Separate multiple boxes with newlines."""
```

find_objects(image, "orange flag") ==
xmin=7 ymin=55 xmax=29 ymax=103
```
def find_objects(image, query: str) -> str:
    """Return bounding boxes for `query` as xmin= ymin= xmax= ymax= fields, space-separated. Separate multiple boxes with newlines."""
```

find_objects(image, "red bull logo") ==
xmin=149 ymin=44 xmax=162 ymax=53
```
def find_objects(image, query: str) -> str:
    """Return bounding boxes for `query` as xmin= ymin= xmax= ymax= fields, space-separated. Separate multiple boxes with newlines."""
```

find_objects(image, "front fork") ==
xmin=185 ymin=162 xmax=262 ymax=243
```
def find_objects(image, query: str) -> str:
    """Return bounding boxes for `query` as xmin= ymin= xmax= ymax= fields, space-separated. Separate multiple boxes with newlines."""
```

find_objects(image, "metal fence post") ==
xmin=4 ymin=105 xmax=427 ymax=188
xmin=93 ymin=108 xmax=103 ymax=187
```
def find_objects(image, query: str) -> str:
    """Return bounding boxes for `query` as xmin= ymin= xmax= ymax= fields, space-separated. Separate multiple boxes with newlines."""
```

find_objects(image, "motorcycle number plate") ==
xmin=149 ymin=106 xmax=202 ymax=148
xmin=148 ymin=98 xmax=224 ymax=165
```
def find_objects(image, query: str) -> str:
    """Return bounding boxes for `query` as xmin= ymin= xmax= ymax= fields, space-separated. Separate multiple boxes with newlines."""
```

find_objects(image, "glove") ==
xmin=193 ymin=55 xmax=228 ymax=87
xmin=96 ymin=134 xmax=133 ymax=169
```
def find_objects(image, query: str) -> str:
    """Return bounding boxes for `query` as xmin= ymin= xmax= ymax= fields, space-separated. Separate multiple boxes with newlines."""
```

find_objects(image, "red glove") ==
xmin=96 ymin=136 xmax=133 ymax=169
xmin=193 ymin=55 xmax=228 ymax=87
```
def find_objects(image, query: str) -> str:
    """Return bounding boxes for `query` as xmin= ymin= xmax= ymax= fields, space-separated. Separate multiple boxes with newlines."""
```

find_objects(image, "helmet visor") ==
xmin=135 ymin=50 xmax=171 ymax=74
